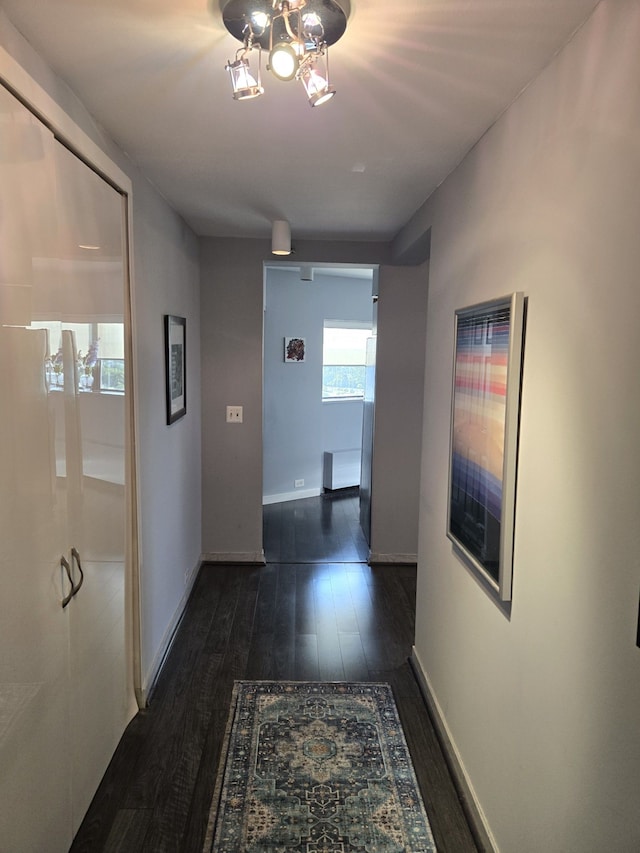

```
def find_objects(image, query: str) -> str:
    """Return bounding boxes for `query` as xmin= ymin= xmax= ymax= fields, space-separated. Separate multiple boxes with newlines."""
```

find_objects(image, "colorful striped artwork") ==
xmin=448 ymin=296 xmax=522 ymax=593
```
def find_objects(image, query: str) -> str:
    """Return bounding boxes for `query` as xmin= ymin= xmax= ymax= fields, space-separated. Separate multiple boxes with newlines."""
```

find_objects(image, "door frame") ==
xmin=261 ymin=261 xmax=379 ymax=549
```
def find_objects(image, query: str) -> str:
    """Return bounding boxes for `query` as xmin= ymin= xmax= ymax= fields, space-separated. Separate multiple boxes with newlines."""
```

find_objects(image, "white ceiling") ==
xmin=1 ymin=0 xmax=600 ymax=243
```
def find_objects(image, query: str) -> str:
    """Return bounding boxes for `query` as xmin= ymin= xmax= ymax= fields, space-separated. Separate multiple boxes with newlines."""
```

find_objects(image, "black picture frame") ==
xmin=164 ymin=314 xmax=186 ymax=424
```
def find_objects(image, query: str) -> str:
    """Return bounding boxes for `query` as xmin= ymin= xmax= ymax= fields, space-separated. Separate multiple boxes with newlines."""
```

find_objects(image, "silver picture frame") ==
xmin=447 ymin=292 xmax=525 ymax=601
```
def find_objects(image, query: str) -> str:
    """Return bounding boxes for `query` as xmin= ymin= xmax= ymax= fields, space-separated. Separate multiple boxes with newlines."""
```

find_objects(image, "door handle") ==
xmin=71 ymin=547 xmax=84 ymax=598
xmin=61 ymin=555 xmax=74 ymax=609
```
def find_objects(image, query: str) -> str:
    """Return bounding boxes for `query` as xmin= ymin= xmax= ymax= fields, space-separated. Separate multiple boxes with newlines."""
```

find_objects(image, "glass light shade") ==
xmin=269 ymin=42 xmax=299 ymax=81
xmin=300 ymin=66 xmax=336 ymax=107
xmin=271 ymin=220 xmax=291 ymax=255
xmin=226 ymin=57 xmax=263 ymax=100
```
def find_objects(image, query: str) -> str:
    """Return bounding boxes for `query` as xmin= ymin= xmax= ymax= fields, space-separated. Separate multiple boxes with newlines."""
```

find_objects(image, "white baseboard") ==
xmin=138 ymin=557 xmax=202 ymax=706
xmin=410 ymin=647 xmax=497 ymax=853
xmin=368 ymin=552 xmax=417 ymax=565
xmin=263 ymin=488 xmax=322 ymax=505
xmin=201 ymin=550 xmax=266 ymax=565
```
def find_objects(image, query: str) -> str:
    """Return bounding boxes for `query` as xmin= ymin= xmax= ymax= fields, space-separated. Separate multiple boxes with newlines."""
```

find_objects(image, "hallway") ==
xmin=71 ymin=493 xmax=477 ymax=852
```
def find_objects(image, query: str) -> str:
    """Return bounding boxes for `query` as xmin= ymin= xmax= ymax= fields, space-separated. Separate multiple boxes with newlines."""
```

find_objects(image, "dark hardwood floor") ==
xmin=71 ymin=492 xmax=477 ymax=852
xmin=263 ymin=487 xmax=370 ymax=564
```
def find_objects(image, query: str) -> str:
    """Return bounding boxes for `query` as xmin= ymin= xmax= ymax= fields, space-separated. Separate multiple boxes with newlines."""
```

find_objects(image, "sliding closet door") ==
xmin=0 ymin=86 xmax=74 ymax=851
xmin=0 ymin=79 xmax=135 ymax=849
xmin=54 ymin=141 xmax=132 ymax=832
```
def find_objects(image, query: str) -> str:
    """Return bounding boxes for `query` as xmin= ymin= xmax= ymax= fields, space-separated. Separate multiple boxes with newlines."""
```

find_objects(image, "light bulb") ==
xmin=302 ymin=12 xmax=322 ymax=28
xmin=269 ymin=43 xmax=299 ymax=81
xmin=305 ymin=69 xmax=327 ymax=96
xmin=236 ymin=66 xmax=257 ymax=89
xmin=251 ymin=11 xmax=269 ymax=30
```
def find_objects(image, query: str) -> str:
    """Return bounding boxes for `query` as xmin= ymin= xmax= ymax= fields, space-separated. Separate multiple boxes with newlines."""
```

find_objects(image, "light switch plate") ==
xmin=226 ymin=405 xmax=243 ymax=423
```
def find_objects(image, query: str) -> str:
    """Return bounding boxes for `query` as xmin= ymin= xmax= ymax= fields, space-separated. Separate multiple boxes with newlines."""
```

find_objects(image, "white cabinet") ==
xmin=0 ymin=83 xmax=136 ymax=851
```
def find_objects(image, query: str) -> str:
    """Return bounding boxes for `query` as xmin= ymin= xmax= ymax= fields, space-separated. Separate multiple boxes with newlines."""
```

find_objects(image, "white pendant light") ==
xmin=271 ymin=220 xmax=291 ymax=256
xmin=300 ymin=265 xmax=314 ymax=282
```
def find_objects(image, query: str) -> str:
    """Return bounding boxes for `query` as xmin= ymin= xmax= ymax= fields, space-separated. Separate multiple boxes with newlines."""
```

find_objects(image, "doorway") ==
xmin=262 ymin=262 xmax=378 ymax=547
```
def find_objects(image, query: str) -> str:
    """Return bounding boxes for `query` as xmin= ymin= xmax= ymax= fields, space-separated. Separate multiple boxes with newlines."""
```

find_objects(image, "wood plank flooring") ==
xmin=70 ymin=492 xmax=477 ymax=853
xmin=263 ymin=488 xmax=370 ymax=563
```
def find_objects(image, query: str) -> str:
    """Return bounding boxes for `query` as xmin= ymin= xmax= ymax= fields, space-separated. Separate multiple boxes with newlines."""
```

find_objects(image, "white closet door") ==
xmin=54 ymin=141 xmax=133 ymax=834
xmin=0 ymin=87 xmax=74 ymax=852
xmin=0 ymin=81 xmax=136 ymax=850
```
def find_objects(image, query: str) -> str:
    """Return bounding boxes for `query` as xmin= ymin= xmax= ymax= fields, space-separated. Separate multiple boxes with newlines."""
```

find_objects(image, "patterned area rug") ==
xmin=204 ymin=681 xmax=436 ymax=852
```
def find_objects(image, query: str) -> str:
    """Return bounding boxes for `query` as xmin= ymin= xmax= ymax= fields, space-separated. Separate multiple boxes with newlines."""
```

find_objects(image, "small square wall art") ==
xmin=284 ymin=337 xmax=306 ymax=362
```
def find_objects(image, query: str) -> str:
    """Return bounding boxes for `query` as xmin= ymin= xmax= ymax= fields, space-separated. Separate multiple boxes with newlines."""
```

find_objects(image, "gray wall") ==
xmin=408 ymin=1 xmax=640 ymax=849
xmin=370 ymin=263 xmax=429 ymax=563
xmin=199 ymin=238 xmax=389 ymax=562
xmin=263 ymin=267 xmax=373 ymax=503
xmin=0 ymin=11 xmax=203 ymax=697
xmin=200 ymin=237 xmax=428 ymax=563
xmin=200 ymin=238 xmax=267 ymax=562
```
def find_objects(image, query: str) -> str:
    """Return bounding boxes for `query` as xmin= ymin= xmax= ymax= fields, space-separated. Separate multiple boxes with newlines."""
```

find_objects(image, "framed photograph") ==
xmin=447 ymin=292 xmax=525 ymax=601
xmin=284 ymin=336 xmax=306 ymax=362
xmin=165 ymin=315 xmax=186 ymax=424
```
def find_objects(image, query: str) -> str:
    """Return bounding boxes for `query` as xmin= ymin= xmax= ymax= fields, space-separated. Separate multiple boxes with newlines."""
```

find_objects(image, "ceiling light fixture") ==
xmin=300 ymin=264 xmax=314 ymax=281
xmin=271 ymin=220 xmax=291 ymax=255
xmin=222 ymin=0 xmax=348 ymax=107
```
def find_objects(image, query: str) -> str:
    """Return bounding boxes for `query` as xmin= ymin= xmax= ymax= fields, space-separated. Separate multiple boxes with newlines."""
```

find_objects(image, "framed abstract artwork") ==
xmin=165 ymin=314 xmax=186 ymax=424
xmin=284 ymin=337 xmax=306 ymax=362
xmin=447 ymin=292 xmax=525 ymax=601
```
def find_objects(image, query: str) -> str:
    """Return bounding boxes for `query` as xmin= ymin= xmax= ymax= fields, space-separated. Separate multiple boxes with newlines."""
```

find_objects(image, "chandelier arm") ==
xmin=240 ymin=29 xmax=254 ymax=57
xmin=283 ymin=13 xmax=299 ymax=42
xmin=277 ymin=4 xmax=304 ymax=46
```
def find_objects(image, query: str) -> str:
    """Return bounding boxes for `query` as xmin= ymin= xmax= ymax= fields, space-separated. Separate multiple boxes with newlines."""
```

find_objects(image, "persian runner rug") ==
xmin=204 ymin=681 xmax=436 ymax=852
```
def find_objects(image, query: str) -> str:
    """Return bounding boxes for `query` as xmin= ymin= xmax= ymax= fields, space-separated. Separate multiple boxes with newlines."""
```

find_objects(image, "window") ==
xmin=30 ymin=320 xmax=125 ymax=393
xmin=322 ymin=322 xmax=371 ymax=400
xmin=96 ymin=323 xmax=125 ymax=391
xmin=97 ymin=358 xmax=125 ymax=392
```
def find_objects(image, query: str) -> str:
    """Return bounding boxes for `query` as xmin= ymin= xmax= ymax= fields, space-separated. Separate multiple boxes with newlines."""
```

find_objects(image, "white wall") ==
xmin=410 ymin=1 xmax=640 ymax=849
xmin=133 ymin=179 xmax=201 ymax=694
xmin=263 ymin=267 xmax=373 ymax=503
xmin=0 ymin=11 xmax=203 ymax=698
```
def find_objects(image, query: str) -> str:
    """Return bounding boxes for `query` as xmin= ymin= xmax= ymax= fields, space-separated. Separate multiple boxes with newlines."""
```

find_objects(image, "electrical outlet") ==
xmin=226 ymin=405 xmax=243 ymax=423
xmin=295 ymin=479 xmax=304 ymax=488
